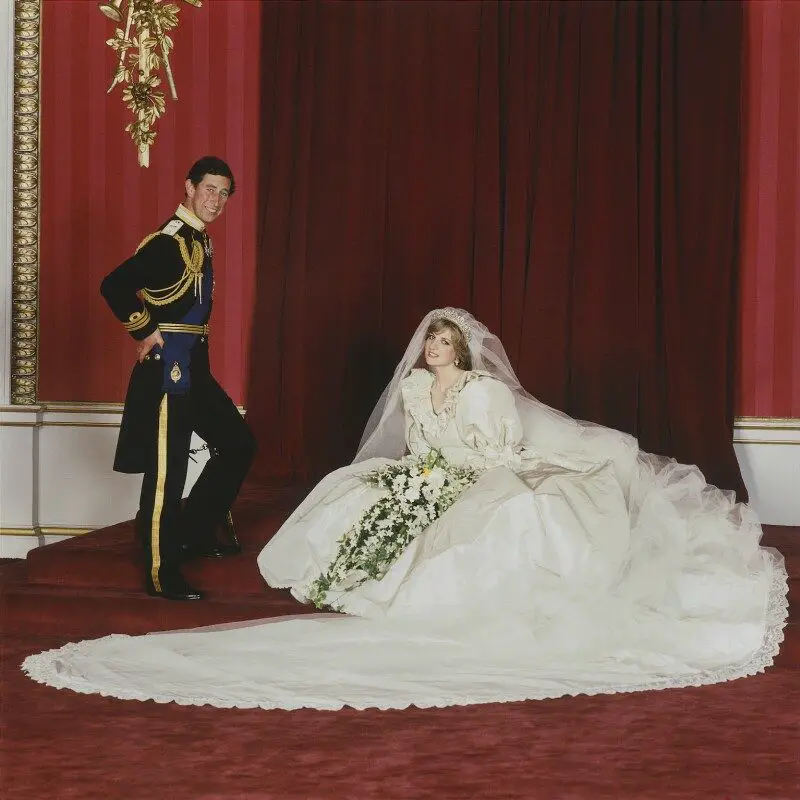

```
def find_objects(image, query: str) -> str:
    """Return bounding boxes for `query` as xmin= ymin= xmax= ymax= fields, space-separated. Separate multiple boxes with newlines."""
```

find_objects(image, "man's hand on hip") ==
xmin=137 ymin=329 xmax=165 ymax=363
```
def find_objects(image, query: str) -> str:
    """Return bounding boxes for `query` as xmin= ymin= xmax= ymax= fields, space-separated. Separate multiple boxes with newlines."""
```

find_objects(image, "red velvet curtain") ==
xmin=247 ymin=0 xmax=746 ymax=498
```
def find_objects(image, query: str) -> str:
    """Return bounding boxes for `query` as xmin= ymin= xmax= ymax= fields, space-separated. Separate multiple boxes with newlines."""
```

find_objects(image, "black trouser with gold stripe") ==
xmin=137 ymin=374 xmax=256 ymax=589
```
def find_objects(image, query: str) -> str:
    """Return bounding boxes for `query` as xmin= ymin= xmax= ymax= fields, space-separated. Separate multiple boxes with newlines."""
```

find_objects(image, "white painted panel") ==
xmin=37 ymin=424 xmax=143 ymax=528
xmin=735 ymin=441 xmax=800 ymax=526
xmin=36 ymin=422 xmax=210 ymax=528
xmin=0 ymin=421 xmax=35 ymax=527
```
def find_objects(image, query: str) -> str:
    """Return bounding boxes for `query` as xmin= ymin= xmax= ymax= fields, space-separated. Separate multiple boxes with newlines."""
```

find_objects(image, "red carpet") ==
xmin=2 ymin=488 xmax=798 ymax=799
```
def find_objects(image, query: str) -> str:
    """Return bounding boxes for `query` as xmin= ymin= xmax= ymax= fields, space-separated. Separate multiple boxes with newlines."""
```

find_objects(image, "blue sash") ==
xmin=154 ymin=267 xmax=212 ymax=394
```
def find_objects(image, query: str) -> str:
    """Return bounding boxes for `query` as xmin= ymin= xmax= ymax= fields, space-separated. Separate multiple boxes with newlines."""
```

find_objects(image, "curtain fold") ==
xmin=247 ymin=0 xmax=746 ymax=499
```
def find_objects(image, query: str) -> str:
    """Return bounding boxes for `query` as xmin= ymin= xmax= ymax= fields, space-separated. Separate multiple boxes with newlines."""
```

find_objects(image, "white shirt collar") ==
xmin=176 ymin=204 xmax=205 ymax=232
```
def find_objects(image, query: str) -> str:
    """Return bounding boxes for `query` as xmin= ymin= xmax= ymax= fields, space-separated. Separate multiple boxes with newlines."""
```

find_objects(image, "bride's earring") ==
xmin=455 ymin=359 xmax=460 ymax=366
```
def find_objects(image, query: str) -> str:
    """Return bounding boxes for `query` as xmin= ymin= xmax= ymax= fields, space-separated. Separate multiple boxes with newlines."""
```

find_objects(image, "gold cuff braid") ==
xmin=123 ymin=308 xmax=152 ymax=333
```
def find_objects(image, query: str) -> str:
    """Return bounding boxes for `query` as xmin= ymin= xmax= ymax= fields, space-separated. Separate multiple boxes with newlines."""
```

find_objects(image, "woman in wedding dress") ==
xmin=23 ymin=308 xmax=788 ymax=711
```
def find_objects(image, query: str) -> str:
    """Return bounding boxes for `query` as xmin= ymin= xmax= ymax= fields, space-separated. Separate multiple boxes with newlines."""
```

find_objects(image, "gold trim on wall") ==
xmin=40 ymin=402 xmax=126 ymax=414
xmin=4 ymin=401 xmax=245 ymax=412
xmin=38 ymin=402 xmax=246 ymax=415
xmin=733 ymin=439 xmax=800 ymax=446
xmin=0 ymin=526 xmax=93 ymax=537
xmin=0 ymin=402 xmax=246 ymax=426
xmin=11 ymin=0 xmax=41 ymax=405
xmin=40 ymin=421 xmax=123 ymax=427
xmin=734 ymin=417 xmax=800 ymax=431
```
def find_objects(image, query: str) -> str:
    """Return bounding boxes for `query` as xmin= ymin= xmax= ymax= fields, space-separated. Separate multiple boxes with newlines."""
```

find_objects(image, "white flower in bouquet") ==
xmin=426 ymin=466 xmax=446 ymax=491
xmin=404 ymin=486 xmax=421 ymax=503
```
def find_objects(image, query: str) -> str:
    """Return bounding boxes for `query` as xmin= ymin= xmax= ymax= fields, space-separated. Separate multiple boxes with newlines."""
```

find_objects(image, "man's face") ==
xmin=184 ymin=173 xmax=231 ymax=225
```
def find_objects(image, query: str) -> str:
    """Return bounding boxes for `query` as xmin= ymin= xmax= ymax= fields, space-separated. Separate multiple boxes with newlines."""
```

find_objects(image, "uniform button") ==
xmin=154 ymin=353 xmax=161 ymax=360
xmin=200 ymin=336 xmax=206 ymax=343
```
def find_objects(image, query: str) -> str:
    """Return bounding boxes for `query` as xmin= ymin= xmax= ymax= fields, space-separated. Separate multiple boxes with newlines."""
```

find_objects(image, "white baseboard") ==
xmin=1 ymin=409 xmax=798 ymax=558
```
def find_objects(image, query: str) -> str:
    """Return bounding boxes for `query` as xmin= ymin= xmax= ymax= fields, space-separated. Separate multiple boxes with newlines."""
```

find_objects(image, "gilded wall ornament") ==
xmin=11 ymin=0 xmax=41 ymax=405
xmin=101 ymin=0 xmax=204 ymax=167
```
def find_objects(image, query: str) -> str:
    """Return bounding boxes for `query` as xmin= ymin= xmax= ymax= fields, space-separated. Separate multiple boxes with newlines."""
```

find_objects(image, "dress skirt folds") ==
xmin=22 ymin=367 xmax=788 ymax=711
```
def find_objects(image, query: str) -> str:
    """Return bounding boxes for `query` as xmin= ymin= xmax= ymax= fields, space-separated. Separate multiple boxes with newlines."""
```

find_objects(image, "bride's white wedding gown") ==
xmin=22 ymin=368 xmax=788 ymax=711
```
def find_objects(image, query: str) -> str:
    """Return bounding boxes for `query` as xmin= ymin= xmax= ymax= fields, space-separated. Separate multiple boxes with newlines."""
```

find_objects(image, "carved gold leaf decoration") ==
xmin=11 ymin=0 xmax=40 ymax=405
xmin=104 ymin=0 xmax=199 ymax=167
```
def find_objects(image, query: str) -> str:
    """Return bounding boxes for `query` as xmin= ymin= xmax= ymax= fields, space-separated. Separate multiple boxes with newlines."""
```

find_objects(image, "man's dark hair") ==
xmin=186 ymin=156 xmax=236 ymax=196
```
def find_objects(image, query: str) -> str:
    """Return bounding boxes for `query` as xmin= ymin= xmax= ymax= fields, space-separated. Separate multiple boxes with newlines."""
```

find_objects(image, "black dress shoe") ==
xmin=145 ymin=571 xmax=204 ymax=601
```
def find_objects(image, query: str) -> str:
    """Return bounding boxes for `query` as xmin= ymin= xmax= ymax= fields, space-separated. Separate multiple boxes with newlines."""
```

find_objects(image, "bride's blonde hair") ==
xmin=423 ymin=318 xmax=473 ymax=370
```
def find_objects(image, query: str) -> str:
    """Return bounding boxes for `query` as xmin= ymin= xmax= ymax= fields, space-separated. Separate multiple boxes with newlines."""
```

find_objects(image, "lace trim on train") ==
xmin=20 ymin=550 xmax=789 ymax=712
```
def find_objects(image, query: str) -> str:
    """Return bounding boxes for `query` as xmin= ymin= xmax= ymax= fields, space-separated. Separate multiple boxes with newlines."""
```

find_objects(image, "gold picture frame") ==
xmin=10 ymin=0 xmax=40 ymax=405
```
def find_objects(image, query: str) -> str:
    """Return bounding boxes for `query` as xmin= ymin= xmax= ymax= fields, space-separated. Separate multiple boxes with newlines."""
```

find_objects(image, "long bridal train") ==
xmin=22 ymin=309 xmax=789 ymax=711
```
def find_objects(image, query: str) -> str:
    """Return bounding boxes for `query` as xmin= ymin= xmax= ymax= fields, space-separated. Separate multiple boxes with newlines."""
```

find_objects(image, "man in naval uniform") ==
xmin=100 ymin=156 xmax=256 ymax=601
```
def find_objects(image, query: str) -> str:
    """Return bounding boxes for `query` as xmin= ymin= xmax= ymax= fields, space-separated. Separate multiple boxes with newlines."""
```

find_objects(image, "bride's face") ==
xmin=424 ymin=328 xmax=458 ymax=368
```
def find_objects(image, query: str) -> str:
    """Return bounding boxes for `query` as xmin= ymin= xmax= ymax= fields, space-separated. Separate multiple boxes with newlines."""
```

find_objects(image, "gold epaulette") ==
xmin=136 ymin=232 xmax=161 ymax=253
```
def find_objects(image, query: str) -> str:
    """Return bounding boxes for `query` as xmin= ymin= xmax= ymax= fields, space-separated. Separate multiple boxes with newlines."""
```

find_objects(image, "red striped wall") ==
xmin=37 ymin=0 xmax=262 ymax=404
xmin=738 ymin=0 xmax=800 ymax=417
xmin=34 ymin=0 xmax=797 ymax=417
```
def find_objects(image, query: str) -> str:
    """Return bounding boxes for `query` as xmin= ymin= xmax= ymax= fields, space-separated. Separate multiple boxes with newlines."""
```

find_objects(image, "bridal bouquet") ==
xmin=308 ymin=450 xmax=479 ymax=608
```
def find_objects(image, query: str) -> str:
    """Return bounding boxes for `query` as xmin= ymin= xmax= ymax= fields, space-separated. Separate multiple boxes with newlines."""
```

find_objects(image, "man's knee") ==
xmin=215 ymin=425 xmax=256 ymax=464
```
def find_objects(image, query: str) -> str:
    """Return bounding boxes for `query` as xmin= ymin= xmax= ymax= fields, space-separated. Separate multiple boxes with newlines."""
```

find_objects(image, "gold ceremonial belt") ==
xmin=159 ymin=323 xmax=210 ymax=336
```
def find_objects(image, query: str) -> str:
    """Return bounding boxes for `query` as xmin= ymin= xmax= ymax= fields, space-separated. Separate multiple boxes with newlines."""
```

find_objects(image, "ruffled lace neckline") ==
xmin=429 ymin=370 xmax=474 ymax=415
xmin=403 ymin=369 xmax=479 ymax=433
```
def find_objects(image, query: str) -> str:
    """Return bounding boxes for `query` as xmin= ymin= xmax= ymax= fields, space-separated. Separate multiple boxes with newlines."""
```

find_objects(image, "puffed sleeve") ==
xmin=457 ymin=377 xmax=524 ymax=471
xmin=99 ymin=234 xmax=177 ymax=341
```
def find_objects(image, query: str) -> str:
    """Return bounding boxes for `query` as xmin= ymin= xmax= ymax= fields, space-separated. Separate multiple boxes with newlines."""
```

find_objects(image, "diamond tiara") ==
xmin=431 ymin=307 xmax=472 ymax=342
